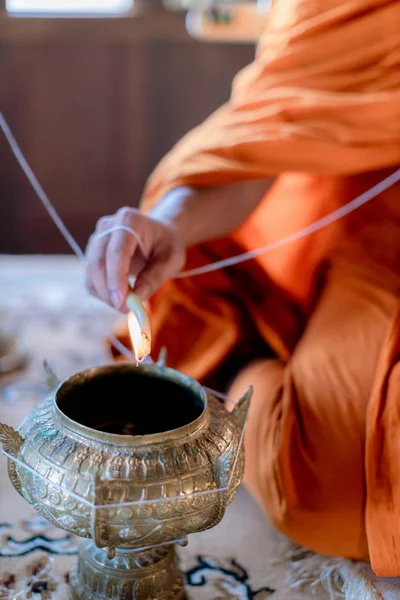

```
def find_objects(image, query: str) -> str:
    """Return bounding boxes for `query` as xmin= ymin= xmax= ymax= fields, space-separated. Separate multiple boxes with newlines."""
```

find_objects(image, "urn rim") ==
xmin=54 ymin=362 xmax=208 ymax=446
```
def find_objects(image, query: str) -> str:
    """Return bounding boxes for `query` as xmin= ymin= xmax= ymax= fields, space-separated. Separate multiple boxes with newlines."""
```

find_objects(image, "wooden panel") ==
xmin=0 ymin=25 xmax=254 ymax=254
xmin=146 ymin=40 xmax=253 ymax=163
xmin=117 ymin=42 xmax=153 ymax=197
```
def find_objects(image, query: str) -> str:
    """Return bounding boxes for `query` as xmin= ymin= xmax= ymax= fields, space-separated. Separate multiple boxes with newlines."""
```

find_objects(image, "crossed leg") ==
xmin=229 ymin=266 xmax=398 ymax=562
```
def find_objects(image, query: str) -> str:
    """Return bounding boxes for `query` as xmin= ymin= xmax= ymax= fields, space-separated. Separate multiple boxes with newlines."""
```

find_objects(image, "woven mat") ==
xmin=1 ymin=255 xmax=399 ymax=600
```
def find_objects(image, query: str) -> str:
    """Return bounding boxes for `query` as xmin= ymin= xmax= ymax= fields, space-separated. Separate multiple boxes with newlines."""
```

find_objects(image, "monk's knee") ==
xmin=230 ymin=355 xmax=367 ymax=559
xmin=228 ymin=358 xmax=285 ymax=495
xmin=227 ymin=358 xmax=284 ymax=407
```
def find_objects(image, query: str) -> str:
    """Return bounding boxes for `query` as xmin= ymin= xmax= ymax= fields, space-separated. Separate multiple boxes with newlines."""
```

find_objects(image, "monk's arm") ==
xmin=148 ymin=179 xmax=274 ymax=248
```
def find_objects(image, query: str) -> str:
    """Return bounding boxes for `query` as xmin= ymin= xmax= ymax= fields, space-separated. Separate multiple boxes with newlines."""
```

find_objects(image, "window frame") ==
xmin=5 ymin=0 xmax=135 ymax=17
xmin=0 ymin=1 xmax=192 ymax=43
xmin=0 ymin=0 xmax=166 ymax=13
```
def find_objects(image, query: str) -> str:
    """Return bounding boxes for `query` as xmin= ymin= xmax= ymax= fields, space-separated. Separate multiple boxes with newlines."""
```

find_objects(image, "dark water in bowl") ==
xmin=57 ymin=371 xmax=204 ymax=436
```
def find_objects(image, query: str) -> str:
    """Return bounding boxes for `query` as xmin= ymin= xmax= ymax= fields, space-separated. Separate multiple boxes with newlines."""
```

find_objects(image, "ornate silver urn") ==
xmin=0 ymin=353 xmax=251 ymax=599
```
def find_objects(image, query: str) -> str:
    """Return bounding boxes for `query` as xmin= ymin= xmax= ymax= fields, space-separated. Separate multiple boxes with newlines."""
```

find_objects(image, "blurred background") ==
xmin=0 ymin=0 xmax=269 ymax=255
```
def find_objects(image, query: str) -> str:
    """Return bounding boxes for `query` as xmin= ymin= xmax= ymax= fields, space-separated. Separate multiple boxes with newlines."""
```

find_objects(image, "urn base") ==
xmin=70 ymin=541 xmax=185 ymax=600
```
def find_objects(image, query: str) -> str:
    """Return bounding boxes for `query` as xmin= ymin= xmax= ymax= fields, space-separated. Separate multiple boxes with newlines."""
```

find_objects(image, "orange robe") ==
xmin=112 ymin=0 xmax=400 ymax=575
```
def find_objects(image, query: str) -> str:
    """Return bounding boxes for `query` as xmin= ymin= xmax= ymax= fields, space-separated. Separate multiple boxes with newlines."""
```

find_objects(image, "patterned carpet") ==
xmin=0 ymin=255 xmax=398 ymax=600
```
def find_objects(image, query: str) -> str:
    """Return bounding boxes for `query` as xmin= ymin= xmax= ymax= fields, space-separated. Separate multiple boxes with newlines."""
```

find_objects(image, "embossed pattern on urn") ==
xmin=0 ymin=354 xmax=251 ymax=600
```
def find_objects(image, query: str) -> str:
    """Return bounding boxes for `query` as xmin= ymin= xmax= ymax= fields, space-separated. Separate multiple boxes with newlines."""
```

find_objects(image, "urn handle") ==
xmin=156 ymin=347 xmax=168 ymax=367
xmin=43 ymin=360 xmax=60 ymax=391
xmin=0 ymin=423 xmax=24 ymax=457
xmin=231 ymin=386 xmax=253 ymax=430
xmin=0 ymin=423 xmax=25 ymax=497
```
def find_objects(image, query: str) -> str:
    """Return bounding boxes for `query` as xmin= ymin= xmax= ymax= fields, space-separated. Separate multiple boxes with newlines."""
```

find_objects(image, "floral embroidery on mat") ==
xmin=0 ymin=557 xmax=69 ymax=599
xmin=0 ymin=517 xmax=276 ymax=598
xmin=186 ymin=556 xmax=276 ymax=598
xmin=0 ymin=521 xmax=78 ymax=558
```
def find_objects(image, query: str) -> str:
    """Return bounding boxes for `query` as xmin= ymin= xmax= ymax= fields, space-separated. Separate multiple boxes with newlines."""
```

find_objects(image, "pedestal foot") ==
xmin=70 ymin=541 xmax=185 ymax=599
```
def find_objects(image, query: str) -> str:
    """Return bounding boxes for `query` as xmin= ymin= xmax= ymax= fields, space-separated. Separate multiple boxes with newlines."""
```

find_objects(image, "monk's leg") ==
xmin=229 ymin=267 xmax=398 ymax=562
xmin=228 ymin=357 xmax=286 ymax=514
xmin=365 ymin=307 xmax=400 ymax=576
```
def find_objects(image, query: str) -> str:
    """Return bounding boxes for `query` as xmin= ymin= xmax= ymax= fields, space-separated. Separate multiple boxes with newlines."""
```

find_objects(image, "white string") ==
xmin=177 ymin=168 xmax=400 ymax=278
xmin=1 ymin=113 xmax=85 ymax=261
xmin=0 ymin=111 xmax=136 ymax=362
xmin=4 ymin=110 xmax=400 ymax=281
xmin=70 ymin=165 xmax=400 ymax=279
xmin=95 ymin=225 xmax=149 ymax=259
xmin=2 ymin=109 xmax=400 ymax=368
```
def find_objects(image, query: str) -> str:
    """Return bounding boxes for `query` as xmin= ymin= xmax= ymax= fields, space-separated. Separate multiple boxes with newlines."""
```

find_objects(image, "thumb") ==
xmin=133 ymin=259 xmax=174 ymax=301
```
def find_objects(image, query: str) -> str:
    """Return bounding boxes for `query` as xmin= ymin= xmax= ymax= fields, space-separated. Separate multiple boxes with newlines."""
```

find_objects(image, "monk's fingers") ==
xmin=85 ymin=272 xmax=96 ymax=297
xmin=106 ymin=229 xmax=136 ymax=309
xmin=128 ymin=253 xmax=147 ymax=283
xmin=106 ymin=208 xmax=145 ymax=310
xmin=86 ymin=207 xmax=180 ymax=308
xmin=93 ymin=215 xmax=113 ymax=234
xmin=134 ymin=248 xmax=184 ymax=301
xmin=85 ymin=214 xmax=115 ymax=302
xmin=85 ymin=232 xmax=111 ymax=305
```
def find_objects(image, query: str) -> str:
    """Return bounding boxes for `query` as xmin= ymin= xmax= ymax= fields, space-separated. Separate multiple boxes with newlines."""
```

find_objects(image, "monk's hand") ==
xmin=85 ymin=207 xmax=185 ymax=311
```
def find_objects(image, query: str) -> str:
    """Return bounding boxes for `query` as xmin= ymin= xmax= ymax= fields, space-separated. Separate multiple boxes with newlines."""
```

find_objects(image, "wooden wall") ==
xmin=0 ymin=13 xmax=254 ymax=254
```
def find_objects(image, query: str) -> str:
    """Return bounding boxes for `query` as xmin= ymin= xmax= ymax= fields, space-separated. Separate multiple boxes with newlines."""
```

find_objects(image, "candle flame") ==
xmin=128 ymin=311 xmax=151 ymax=364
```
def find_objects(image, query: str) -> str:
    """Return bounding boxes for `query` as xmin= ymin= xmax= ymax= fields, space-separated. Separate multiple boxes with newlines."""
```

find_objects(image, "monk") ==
xmin=85 ymin=0 xmax=400 ymax=577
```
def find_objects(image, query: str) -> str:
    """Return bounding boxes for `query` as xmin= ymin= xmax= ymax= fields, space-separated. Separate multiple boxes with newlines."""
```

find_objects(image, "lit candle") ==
xmin=126 ymin=293 xmax=152 ymax=364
